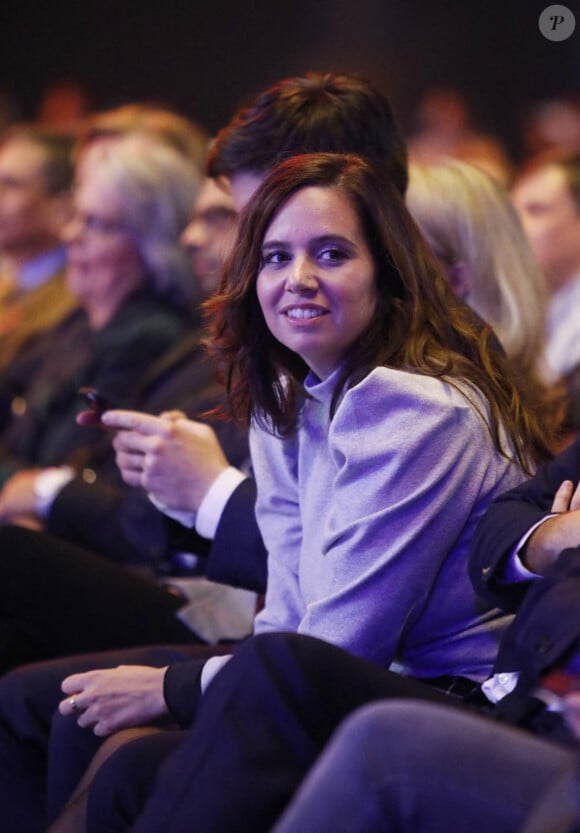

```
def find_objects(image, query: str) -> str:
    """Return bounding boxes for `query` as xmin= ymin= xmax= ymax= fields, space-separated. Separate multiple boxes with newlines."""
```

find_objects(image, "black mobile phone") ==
xmin=78 ymin=386 xmax=113 ymax=416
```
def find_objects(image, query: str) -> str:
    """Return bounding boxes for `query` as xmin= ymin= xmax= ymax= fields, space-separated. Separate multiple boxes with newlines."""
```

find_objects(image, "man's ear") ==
xmin=446 ymin=259 xmax=470 ymax=300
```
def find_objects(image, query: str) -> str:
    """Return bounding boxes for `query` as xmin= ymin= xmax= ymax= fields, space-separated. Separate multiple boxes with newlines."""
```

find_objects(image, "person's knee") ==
xmin=332 ymin=700 xmax=466 ymax=767
xmin=0 ymin=661 xmax=63 ymax=732
xmin=337 ymin=701 xmax=430 ymax=745
xmin=344 ymin=700 xmax=442 ymax=733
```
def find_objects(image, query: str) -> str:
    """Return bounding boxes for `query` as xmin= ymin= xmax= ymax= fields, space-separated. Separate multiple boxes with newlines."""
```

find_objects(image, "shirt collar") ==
xmin=18 ymin=246 xmax=67 ymax=292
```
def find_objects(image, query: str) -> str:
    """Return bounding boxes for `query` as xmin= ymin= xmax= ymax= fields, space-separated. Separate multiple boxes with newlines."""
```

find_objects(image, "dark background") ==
xmin=0 ymin=0 xmax=579 ymax=160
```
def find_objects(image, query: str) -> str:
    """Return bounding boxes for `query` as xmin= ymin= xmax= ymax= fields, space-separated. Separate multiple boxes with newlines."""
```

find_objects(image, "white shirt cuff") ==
xmin=147 ymin=493 xmax=197 ymax=529
xmin=200 ymin=654 xmax=233 ymax=693
xmin=147 ymin=467 xmax=247 ymax=538
xmin=481 ymin=671 xmax=519 ymax=703
xmin=195 ymin=467 xmax=248 ymax=540
xmin=33 ymin=466 xmax=75 ymax=517
xmin=502 ymin=515 xmax=558 ymax=581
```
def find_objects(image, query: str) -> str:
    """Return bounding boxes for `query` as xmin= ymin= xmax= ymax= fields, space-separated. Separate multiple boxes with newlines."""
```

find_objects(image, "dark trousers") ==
xmin=0 ymin=645 xmax=199 ymax=833
xmin=85 ymin=632 xmax=460 ymax=833
xmin=0 ymin=525 xmax=196 ymax=672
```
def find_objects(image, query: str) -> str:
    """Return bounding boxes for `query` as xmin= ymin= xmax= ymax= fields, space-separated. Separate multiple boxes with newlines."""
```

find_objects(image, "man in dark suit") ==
xmin=66 ymin=449 xmax=580 ymax=833
xmin=470 ymin=435 xmax=580 ymax=611
xmin=0 ymin=170 xmax=263 ymax=672
xmin=467 ymin=436 xmax=580 ymax=731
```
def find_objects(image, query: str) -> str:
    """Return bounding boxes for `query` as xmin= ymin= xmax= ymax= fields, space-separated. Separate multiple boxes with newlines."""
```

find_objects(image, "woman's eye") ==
xmin=262 ymin=250 xmax=291 ymax=265
xmin=319 ymin=247 xmax=347 ymax=262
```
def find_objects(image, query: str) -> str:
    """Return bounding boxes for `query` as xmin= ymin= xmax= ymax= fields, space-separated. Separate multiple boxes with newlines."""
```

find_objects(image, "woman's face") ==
xmin=62 ymin=169 xmax=145 ymax=325
xmin=256 ymin=185 xmax=378 ymax=380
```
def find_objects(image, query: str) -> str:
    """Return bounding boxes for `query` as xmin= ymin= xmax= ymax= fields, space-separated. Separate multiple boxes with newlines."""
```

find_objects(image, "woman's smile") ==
xmin=281 ymin=304 xmax=329 ymax=321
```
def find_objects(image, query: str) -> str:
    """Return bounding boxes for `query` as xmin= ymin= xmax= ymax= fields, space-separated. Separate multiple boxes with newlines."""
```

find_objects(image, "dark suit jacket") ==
xmin=0 ymin=269 xmax=79 ymax=431
xmin=45 ymin=329 xmax=267 ymax=592
xmin=167 ymin=477 xmax=266 ymax=593
xmin=0 ymin=288 xmax=191 ymax=485
xmin=469 ymin=437 xmax=580 ymax=612
xmin=487 ymin=547 xmax=580 ymax=739
xmin=469 ymin=438 xmax=580 ymax=731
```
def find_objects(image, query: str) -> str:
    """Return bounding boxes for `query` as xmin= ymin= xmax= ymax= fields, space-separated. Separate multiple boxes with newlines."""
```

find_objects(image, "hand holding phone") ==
xmin=77 ymin=387 xmax=114 ymax=427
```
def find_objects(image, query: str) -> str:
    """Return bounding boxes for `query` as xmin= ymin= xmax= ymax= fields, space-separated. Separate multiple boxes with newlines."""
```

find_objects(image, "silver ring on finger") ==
xmin=69 ymin=696 xmax=84 ymax=715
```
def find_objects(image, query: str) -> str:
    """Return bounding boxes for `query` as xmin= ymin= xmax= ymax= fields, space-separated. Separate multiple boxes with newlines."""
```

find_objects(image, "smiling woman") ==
xmin=257 ymin=185 xmax=377 ymax=380
xmin=73 ymin=151 xmax=561 ymax=833
xmin=203 ymin=151 xmax=553 ymax=678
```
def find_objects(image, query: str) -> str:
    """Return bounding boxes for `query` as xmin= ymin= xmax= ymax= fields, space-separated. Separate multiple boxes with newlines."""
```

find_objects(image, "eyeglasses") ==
xmin=191 ymin=206 xmax=237 ymax=229
xmin=69 ymin=210 xmax=130 ymax=237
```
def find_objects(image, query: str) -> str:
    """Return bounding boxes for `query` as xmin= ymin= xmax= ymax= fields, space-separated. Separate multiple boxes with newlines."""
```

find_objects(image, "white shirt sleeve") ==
xmin=34 ymin=466 xmax=75 ymax=517
xmin=147 ymin=493 xmax=196 ymax=529
xmin=147 ymin=467 xmax=247 ymax=537
xmin=195 ymin=467 xmax=248 ymax=539
xmin=200 ymin=654 xmax=233 ymax=693
xmin=501 ymin=515 xmax=558 ymax=582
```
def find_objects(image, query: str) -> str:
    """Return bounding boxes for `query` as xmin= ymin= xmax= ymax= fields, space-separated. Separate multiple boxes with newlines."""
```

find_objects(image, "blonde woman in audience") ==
xmin=407 ymin=159 xmax=569 ymax=444
xmin=407 ymin=159 xmax=550 ymax=392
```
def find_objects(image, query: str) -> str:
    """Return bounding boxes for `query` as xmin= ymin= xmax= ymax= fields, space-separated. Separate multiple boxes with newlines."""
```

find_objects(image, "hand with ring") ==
xmin=68 ymin=695 xmax=84 ymax=715
xmin=59 ymin=664 xmax=170 ymax=736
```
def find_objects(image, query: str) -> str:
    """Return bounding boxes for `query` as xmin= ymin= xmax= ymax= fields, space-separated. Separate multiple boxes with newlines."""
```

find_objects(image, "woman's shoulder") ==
xmin=329 ymin=366 xmax=491 ymax=446
xmin=346 ymin=366 xmax=483 ymax=412
xmin=325 ymin=367 xmax=507 ymax=470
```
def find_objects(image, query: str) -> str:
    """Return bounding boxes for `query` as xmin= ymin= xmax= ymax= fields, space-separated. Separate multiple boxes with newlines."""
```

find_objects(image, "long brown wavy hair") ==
xmin=205 ymin=153 xmax=553 ymax=472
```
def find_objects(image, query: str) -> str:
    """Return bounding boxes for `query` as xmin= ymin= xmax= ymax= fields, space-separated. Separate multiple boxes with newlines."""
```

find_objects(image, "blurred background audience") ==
xmin=521 ymin=96 xmax=580 ymax=162
xmin=511 ymin=153 xmax=580 ymax=439
xmin=406 ymin=159 xmax=558 ymax=437
xmin=407 ymin=87 xmax=513 ymax=185
xmin=0 ymin=125 xmax=78 ymax=427
xmin=0 ymin=130 xmax=199 ymax=496
xmin=407 ymin=160 xmax=549 ymax=382
xmin=35 ymin=80 xmax=93 ymax=134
